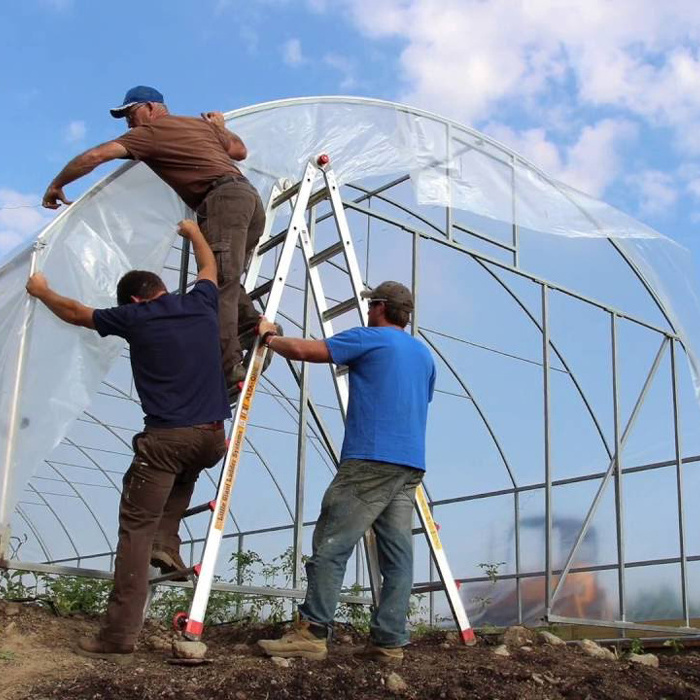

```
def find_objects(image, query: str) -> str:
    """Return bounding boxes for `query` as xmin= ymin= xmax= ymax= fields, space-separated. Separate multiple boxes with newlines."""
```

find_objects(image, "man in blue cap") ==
xmin=42 ymin=85 xmax=274 ymax=401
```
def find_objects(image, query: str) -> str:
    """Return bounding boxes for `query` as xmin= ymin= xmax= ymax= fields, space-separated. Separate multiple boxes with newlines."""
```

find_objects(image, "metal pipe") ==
xmin=671 ymin=340 xmax=690 ymax=626
xmin=542 ymin=284 xmax=553 ymax=615
xmin=0 ymin=246 xmax=40 ymax=558
xmin=611 ymin=314 xmax=627 ymax=621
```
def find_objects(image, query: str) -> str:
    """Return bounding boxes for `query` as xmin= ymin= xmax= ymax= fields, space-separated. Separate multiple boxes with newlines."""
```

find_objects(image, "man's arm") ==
xmin=26 ymin=273 xmax=95 ymax=329
xmin=258 ymin=318 xmax=330 ymax=362
xmin=177 ymin=220 xmax=217 ymax=285
xmin=43 ymin=141 xmax=130 ymax=209
xmin=201 ymin=112 xmax=247 ymax=160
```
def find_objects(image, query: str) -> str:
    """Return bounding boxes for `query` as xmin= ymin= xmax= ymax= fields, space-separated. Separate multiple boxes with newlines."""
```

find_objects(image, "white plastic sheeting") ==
xmin=1 ymin=95 xmax=699 ymax=546
xmin=0 ymin=163 xmax=186 ymax=543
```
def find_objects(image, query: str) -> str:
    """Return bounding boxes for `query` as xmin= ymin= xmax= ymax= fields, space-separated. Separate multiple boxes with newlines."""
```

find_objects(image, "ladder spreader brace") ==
xmin=167 ymin=155 xmax=475 ymax=645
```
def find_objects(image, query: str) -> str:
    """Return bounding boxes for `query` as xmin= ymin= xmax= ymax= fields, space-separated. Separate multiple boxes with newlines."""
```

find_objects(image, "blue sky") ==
xmin=2 ymin=0 xmax=700 ymax=271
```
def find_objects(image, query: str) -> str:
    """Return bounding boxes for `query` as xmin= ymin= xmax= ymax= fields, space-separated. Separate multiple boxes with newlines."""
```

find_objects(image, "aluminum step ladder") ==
xmin=161 ymin=155 xmax=475 ymax=645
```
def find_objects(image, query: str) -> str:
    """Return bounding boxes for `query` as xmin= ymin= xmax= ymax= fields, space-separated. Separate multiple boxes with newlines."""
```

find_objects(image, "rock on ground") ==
xmin=503 ymin=626 xmax=535 ymax=648
xmin=628 ymin=652 xmax=659 ymax=668
xmin=386 ymin=672 xmax=408 ymax=693
xmin=271 ymin=656 xmax=292 ymax=668
xmin=575 ymin=639 xmax=616 ymax=661
xmin=493 ymin=644 xmax=510 ymax=657
xmin=538 ymin=630 xmax=566 ymax=646
xmin=171 ymin=640 xmax=207 ymax=660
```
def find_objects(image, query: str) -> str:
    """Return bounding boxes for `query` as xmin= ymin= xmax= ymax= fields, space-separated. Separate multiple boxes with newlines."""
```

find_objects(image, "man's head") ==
xmin=110 ymin=86 xmax=169 ymax=128
xmin=361 ymin=281 xmax=414 ymax=328
xmin=117 ymin=270 xmax=167 ymax=306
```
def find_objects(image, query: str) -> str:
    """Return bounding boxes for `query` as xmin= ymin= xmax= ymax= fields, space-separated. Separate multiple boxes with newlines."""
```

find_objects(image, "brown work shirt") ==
xmin=115 ymin=115 xmax=242 ymax=210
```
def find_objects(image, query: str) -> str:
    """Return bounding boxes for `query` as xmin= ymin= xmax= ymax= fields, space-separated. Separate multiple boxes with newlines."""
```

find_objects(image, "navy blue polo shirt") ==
xmin=93 ymin=279 xmax=231 ymax=428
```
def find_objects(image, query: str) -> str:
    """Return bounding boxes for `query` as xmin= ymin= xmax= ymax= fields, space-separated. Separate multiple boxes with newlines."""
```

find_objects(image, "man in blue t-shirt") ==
xmin=256 ymin=281 xmax=435 ymax=665
xmin=26 ymin=220 xmax=231 ymax=662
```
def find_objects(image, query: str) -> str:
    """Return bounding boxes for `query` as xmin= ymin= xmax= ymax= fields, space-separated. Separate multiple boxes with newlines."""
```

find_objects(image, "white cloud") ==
xmin=64 ymin=120 xmax=86 ymax=144
xmin=282 ymin=38 xmax=304 ymax=66
xmin=627 ymin=170 xmax=679 ymax=217
xmin=486 ymin=118 xmax=638 ymax=197
xmin=323 ymin=53 xmax=357 ymax=90
xmin=338 ymin=0 xmax=700 ymax=152
xmin=0 ymin=190 xmax=54 ymax=258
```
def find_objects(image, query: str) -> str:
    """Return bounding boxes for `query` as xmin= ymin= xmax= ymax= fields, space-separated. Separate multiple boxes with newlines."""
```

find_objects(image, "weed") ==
xmin=629 ymin=638 xmax=645 ymax=655
xmin=663 ymin=638 xmax=684 ymax=654
xmin=0 ymin=651 xmax=15 ymax=662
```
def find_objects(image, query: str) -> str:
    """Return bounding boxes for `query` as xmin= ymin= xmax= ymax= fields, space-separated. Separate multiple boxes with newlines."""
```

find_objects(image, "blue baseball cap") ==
xmin=110 ymin=86 xmax=164 ymax=118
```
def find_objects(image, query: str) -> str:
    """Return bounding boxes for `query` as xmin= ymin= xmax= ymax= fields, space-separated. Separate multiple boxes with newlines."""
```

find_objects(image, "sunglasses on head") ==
xmin=368 ymin=298 xmax=387 ymax=307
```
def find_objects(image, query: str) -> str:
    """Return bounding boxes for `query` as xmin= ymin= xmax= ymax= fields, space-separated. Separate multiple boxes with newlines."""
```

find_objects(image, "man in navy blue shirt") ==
xmin=255 ymin=282 xmax=435 ymax=665
xmin=26 ymin=220 xmax=231 ymax=662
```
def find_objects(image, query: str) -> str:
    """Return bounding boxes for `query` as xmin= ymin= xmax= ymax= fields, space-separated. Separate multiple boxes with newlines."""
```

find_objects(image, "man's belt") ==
xmin=194 ymin=420 xmax=225 ymax=431
xmin=203 ymin=173 xmax=247 ymax=199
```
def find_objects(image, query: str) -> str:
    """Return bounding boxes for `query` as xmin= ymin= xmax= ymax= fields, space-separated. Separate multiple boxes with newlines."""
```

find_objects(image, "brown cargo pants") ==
xmin=99 ymin=424 xmax=226 ymax=647
xmin=197 ymin=175 xmax=266 ymax=391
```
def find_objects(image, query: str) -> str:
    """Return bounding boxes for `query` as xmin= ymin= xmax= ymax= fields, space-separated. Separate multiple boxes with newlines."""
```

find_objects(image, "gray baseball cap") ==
xmin=361 ymin=281 xmax=414 ymax=311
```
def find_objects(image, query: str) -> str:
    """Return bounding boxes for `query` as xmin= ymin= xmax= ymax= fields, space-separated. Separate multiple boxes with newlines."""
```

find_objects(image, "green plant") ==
xmin=629 ymin=637 xmax=645 ymax=655
xmin=470 ymin=561 xmax=506 ymax=613
xmin=337 ymin=582 xmax=372 ymax=633
xmin=0 ymin=651 xmax=15 ymax=662
xmin=0 ymin=536 xmax=35 ymax=600
xmin=663 ymin=638 xmax=684 ymax=654
xmin=41 ymin=575 xmax=112 ymax=615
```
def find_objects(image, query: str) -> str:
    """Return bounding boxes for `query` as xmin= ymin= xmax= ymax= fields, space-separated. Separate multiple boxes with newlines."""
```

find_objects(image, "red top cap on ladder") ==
xmin=317 ymin=154 xmax=330 ymax=166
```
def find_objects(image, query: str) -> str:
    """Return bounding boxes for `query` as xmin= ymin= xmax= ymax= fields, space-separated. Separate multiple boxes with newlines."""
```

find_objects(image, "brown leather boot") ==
xmin=76 ymin=635 xmax=134 ymax=664
xmin=355 ymin=642 xmax=404 ymax=665
xmin=150 ymin=545 xmax=189 ymax=582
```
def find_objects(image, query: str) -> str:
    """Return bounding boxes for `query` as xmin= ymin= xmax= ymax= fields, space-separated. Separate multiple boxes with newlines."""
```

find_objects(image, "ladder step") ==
xmin=322 ymin=298 xmax=358 ymax=322
xmin=149 ymin=564 xmax=200 ymax=585
xmin=307 ymin=187 xmax=331 ymax=209
xmin=183 ymin=500 xmax=216 ymax=519
xmin=257 ymin=230 xmax=288 ymax=256
xmin=310 ymin=241 xmax=344 ymax=268
xmin=250 ymin=280 xmax=274 ymax=302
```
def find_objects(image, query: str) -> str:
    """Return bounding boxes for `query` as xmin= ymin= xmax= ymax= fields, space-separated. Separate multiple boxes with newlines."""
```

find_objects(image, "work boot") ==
xmin=76 ymin=635 xmax=134 ymax=664
xmin=257 ymin=619 xmax=328 ymax=660
xmin=228 ymin=363 xmax=248 ymax=405
xmin=150 ymin=546 xmax=189 ymax=582
xmin=355 ymin=643 xmax=404 ymax=666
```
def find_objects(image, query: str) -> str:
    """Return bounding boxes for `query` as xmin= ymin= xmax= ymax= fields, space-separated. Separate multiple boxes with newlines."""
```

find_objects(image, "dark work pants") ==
xmin=197 ymin=177 xmax=266 ymax=389
xmin=100 ymin=425 xmax=226 ymax=647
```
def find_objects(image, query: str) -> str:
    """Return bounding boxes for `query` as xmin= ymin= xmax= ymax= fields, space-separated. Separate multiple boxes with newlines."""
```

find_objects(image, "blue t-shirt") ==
xmin=93 ymin=279 xmax=231 ymax=428
xmin=325 ymin=327 xmax=436 ymax=470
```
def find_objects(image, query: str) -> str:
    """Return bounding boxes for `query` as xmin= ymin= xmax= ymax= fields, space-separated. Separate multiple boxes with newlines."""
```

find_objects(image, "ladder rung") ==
xmin=149 ymin=565 xmax=199 ymax=585
xmin=322 ymin=298 xmax=358 ymax=322
xmin=258 ymin=230 xmax=288 ymax=256
xmin=310 ymin=242 xmax=344 ymax=268
xmin=250 ymin=280 xmax=274 ymax=302
xmin=335 ymin=365 xmax=349 ymax=378
xmin=183 ymin=500 xmax=215 ymax=518
xmin=272 ymin=182 xmax=302 ymax=209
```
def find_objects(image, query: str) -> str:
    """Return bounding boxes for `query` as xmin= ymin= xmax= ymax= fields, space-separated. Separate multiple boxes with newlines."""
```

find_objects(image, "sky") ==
xmin=2 ymin=0 xmax=700 ymax=270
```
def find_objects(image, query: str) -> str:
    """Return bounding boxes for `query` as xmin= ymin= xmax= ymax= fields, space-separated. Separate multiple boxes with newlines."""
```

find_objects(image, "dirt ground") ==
xmin=2 ymin=601 xmax=700 ymax=700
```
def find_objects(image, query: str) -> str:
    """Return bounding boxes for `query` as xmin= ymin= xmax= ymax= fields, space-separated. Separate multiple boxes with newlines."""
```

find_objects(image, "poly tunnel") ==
xmin=2 ymin=96 xmax=700 ymax=634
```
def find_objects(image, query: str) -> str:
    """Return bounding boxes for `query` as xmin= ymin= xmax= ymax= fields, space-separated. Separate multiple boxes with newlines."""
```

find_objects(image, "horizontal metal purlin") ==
xmin=430 ymin=454 xmax=700 ymax=508
xmin=3 ymin=560 xmax=370 ymax=606
xmin=548 ymin=615 xmax=700 ymax=636
xmin=341 ymin=200 xmax=678 ymax=339
xmin=309 ymin=241 xmax=344 ymax=267
xmin=322 ymin=298 xmax=357 ymax=322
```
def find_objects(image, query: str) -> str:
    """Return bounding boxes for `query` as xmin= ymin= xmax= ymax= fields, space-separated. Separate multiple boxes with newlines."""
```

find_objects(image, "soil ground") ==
xmin=2 ymin=601 xmax=700 ymax=700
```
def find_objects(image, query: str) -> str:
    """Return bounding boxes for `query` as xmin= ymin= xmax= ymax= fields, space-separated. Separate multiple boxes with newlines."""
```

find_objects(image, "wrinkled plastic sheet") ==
xmin=1 ymin=97 xmax=700 ymax=539
xmin=0 ymin=163 xmax=186 ymax=536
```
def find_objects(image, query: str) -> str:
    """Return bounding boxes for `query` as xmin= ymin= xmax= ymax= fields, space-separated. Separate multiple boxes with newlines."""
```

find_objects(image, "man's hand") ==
xmin=257 ymin=317 xmax=278 ymax=337
xmin=26 ymin=272 xmax=50 ymax=299
xmin=42 ymin=184 xmax=73 ymax=210
xmin=177 ymin=219 xmax=202 ymax=241
xmin=201 ymin=111 xmax=226 ymax=130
